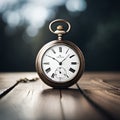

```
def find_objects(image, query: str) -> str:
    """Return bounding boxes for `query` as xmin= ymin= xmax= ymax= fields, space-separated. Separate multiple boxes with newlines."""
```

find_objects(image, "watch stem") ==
xmin=54 ymin=25 xmax=66 ymax=40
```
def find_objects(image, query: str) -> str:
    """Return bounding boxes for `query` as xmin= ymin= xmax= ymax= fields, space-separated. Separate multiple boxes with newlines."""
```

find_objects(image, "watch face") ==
xmin=41 ymin=44 xmax=80 ymax=83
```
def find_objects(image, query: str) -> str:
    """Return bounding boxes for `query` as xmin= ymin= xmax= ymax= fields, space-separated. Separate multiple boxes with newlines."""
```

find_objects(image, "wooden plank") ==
xmin=60 ymin=85 xmax=108 ymax=120
xmin=85 ymin=90 xmax=120 ymax=120
xmin=78 ymin=72 xmax=120 ymax=90
xmin=77 ymin=72 xmax=120 ymax=120
xmin=0 ymin=73 xmax=62 ymax=120
xmin=0 ymin=72 xmax=120 ymax=120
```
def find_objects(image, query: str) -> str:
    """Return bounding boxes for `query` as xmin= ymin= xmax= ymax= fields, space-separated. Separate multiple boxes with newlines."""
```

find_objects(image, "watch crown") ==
xmin=57 ymin=25 xmax=63 ymax=30
xmin=54 ymin=25 xmax=66 ymax=34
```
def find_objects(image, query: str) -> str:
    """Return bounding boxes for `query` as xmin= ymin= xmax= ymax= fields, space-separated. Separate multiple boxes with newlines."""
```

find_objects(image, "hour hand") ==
xmin=46 ymin=55 xmax=60 ymax=63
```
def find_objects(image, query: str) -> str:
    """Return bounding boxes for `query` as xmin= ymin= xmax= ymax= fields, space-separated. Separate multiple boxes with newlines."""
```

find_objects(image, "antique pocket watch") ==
xmin=36 ymin=19 xmax=85 ymax=88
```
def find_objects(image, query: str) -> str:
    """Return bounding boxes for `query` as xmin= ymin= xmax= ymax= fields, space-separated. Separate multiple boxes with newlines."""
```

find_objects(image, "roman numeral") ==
xmin=59 ymin=47 xmax=62 ymax=52
xmin=71 ymin=62 xmax=77 ymax=65
xmin=51 ymin=73 xmax=55 ymax=78
xmin=66 ymin=49 xmax=69 ymax=54
xmin=69 ymin=68 xmax=75 ymax=73
xmin=43 ymin=62 xmax=50 ymax=65
xmin=69 ymin=55 xmax=75 ymax=58
xmin=45 ymin=68 xmax=51 ymax=73
xmin=51 ymin=49 xmax=56 ymax=54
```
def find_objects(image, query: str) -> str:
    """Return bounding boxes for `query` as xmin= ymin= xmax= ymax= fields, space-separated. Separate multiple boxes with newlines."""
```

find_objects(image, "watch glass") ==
xmin=42 ymin=44 xmax=80 ymax=83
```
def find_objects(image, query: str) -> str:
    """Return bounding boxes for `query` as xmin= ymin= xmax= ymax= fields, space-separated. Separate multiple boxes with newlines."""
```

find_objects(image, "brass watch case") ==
xmin=36 ymin=40 xmax=85 ymax=88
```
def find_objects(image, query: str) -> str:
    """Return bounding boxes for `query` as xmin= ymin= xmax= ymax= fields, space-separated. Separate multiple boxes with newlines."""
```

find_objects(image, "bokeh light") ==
xmin=66 ymin=0 xmax=87 ymax=12
xmin=0 ymin=0 xmax=120 ymax=71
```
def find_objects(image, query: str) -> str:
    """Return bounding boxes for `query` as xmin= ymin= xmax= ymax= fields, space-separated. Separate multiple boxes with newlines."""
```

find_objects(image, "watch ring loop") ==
xmin=49 ymin=19 xmax=71 ymax=34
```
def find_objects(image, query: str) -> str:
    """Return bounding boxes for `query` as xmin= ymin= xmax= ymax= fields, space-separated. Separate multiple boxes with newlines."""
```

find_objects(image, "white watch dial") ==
xmin=42 ymin=44 xmax=80 ymax=82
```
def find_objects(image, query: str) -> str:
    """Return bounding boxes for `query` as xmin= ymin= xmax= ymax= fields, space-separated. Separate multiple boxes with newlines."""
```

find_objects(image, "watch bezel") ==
xmin=36 ymin=40 xmax=85 ymax=88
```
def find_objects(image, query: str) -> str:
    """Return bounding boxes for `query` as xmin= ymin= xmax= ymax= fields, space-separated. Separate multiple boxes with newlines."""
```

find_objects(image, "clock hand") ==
xmin=60 ymin=72 xmax=69 ymax=78
xmin=64 ymin=74 xmax=69 ymax=78
xmin=58 ymin=67 xmax=69 ymax=78
xmin=59 ymin=54 xmax=70 ymax=65
xmin=46 ymin=55 xmax=60 ymax=63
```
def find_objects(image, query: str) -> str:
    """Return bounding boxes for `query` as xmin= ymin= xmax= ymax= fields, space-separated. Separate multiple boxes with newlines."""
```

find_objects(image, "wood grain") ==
xmin=60 ymin=86 xmax=106 ymax=120
xmin=78 ymin=72 xmax=120 ymax=120
xmin=0 ymin=73 xmax=62 ymax=120
xmin=0 ymin=72 xmax=120 ymax=120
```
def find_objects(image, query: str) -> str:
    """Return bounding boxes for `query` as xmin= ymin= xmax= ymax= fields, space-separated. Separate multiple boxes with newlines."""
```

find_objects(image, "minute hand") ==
xmin=46 ymin=55 xmax=60 ymax=63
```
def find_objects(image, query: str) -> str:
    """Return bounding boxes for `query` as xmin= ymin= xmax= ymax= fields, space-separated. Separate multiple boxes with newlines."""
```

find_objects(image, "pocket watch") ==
xmin=36 ymin=19 xmax=85 ymax=88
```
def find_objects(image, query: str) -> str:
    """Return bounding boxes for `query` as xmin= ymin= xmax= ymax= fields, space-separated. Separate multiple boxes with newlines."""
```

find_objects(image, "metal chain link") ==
xmin=17 ymin=77 xmax=39 ymax=83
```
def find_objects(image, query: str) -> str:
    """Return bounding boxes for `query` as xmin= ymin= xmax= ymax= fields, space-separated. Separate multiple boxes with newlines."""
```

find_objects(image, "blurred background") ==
xmin=0 ymin=0 xmax=120 ymax=72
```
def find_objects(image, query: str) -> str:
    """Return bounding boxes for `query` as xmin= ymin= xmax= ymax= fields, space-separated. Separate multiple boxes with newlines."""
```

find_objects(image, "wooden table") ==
xmin=0 ymin=72 xmax=120 ymax=120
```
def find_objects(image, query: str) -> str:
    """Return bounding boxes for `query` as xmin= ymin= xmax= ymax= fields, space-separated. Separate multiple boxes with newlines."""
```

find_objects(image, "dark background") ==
xmin=0 ymin=0 xmax=120 ymax=72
